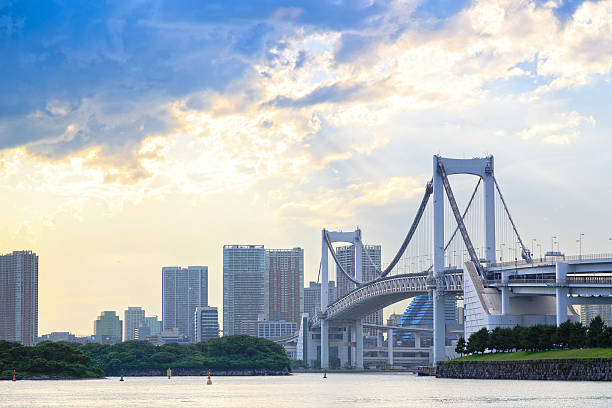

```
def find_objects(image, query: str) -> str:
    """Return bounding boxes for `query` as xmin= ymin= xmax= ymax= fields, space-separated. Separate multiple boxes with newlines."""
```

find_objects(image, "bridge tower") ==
xmin=433 ymin=155 xmax=495 ymax=364
xmin=320 ymin=228 xmax=363 ymax=369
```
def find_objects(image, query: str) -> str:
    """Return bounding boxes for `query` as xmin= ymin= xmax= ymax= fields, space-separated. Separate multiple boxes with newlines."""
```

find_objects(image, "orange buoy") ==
xmin=12 ymin=369 xmax=16 ymax=382
xmin=206 ymin=370 xmax=212 ymax=385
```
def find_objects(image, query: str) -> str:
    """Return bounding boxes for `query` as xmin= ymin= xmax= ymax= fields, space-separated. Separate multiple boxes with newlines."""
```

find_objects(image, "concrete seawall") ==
xmin=437 ymin=358 xmax=612 ymax=381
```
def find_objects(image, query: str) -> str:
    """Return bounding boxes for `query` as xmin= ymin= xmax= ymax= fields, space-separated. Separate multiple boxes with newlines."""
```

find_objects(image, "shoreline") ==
xmin=437 ymin=358 xmax=612 ymax=381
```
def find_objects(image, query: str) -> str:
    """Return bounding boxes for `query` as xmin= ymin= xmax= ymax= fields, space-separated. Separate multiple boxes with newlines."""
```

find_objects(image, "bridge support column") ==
xmin=321 ymin=320 xmax=329 ymax=369
xmin=355 ymin=231 xmax=363 ymax=282
xmin=484 ymin=157 xmax=495 ymax=264
xmin=433 ymin=156 xmax=446 ymax=365
xmin=356 ymin=319 xmax=364 ymax=369
xmin=387 ymin=328 xmax=393 ymax=366
xmin=320 ymin=230 xmax=329 ymax=369
xmin=377 ymin=330 xmax=383 ymax=348
xmin=414 ymin=332 xmax=421 ymax=348
xmin=501 ymin=271 xmax=510 ymax=315
xmin=556 ymin=262 xmax=569 ymax=326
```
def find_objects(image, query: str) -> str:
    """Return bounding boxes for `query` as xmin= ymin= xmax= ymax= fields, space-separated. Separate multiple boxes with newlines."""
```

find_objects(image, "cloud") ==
xmin=518 ymin=111 xmax=596 ymax=145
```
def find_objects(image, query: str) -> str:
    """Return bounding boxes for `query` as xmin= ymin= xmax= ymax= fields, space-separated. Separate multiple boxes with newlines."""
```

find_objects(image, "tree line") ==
xmin=80 ymin=335 xmax=291 ymax=375
xmin=0 ymin=340 xmax=104 ymax=379
xmin=455 ymin=316 xmax=612 ymax=356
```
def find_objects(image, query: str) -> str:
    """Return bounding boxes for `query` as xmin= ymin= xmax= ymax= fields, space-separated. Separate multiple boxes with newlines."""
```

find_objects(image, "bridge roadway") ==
xmin=311 ymin=269 xmax=463 ymax=328
xmin=312 ymin=255 xmax=612 ymax=329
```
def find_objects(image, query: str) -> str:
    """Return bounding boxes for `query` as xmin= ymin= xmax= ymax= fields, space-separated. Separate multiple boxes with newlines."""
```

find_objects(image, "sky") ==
xmin=1 ymin=0 xmax=612 ymax=336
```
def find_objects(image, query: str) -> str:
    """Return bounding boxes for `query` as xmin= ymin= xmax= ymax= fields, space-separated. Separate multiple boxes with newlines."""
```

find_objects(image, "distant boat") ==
xmin=416 ymin=366 xmax=436 ymax=376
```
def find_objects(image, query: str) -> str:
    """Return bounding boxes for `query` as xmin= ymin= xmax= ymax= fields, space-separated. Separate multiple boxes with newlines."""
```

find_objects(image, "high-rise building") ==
xmin=336 ymin=244 xmax=383 ymax=333
xmin=303 ymin=280 xmax=336 ymax=319
xmin=223 ymin=245 xmax=265 ymax=336
xmin=94 ymin=311 xmax=122 ymax=344
xmin=124 ymin=307 xmax=145 ymax=341
xmin=0 ymin=250 xmax=38 ymax=346
xmin=581 ymin=305 xmax=612 ymax=326
xmin=144 ymin=316 xmax=162 ymax=335
xmin=265 ymin=248 xmax=304 ymax=324
xmin=195 ymin=306 xmax=219 ymax=342
xmin=162 ymin=266 xmax=208 ymax=342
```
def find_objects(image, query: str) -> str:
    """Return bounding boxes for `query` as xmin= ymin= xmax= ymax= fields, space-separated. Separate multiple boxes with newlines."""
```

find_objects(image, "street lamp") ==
xmin=577 ymin=233 xmax=584 ymax=260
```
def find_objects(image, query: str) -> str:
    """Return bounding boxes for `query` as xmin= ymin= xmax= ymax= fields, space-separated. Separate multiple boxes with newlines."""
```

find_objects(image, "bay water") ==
xmin=2 ymin=373 xmax=612 ymax=407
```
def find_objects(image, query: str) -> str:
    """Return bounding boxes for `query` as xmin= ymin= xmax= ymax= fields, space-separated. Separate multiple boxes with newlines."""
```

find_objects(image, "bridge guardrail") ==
xmin=487 ymin=276 xmax=612 ymax=285
xmin=489 ymin=253 xmax=612 ymax=268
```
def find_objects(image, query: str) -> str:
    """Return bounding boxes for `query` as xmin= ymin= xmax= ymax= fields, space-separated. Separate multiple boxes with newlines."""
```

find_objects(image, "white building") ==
xmin=581 ymin=305 xmax=612 ymax=326
xmin=124 ymin=307 xmax=145 ymax=341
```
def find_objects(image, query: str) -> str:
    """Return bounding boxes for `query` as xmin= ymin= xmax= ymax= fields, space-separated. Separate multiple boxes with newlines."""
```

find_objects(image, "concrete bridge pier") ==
xmin=321 ymin=319 xmax=329 ymax=369
xmin=377 ymin=330 xmax=383 ymax=348
xmin=501 ymin=271 xmax=510 ymax=315
xmin=387 ymin=328 xmax=393 ymax=366
xmin=356 ymin=319 xmax=364 ymax=369
xmin=556 ymin=262 xmax=569 ymax=326
xmin=414 ymin=332 xmax=421 ymax=348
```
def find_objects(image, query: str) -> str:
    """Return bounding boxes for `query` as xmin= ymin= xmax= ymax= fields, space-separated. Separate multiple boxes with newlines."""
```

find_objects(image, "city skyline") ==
xmin=1 ymin=1 xmax=612 ymax=335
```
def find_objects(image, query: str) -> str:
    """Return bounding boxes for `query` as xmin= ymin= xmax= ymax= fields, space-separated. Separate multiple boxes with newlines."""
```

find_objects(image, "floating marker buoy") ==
xmin=120 ymin=368 xmax=125 ymax=381
xmin=167 ymin=368 xmax=172 ymax=379
xmin=206 ymin=370 xmax=212 ymax=385
xmin=12 ymin=369 xmax=16 ymax=382
xmin=323 ymin=369 xmax=327 ymax=379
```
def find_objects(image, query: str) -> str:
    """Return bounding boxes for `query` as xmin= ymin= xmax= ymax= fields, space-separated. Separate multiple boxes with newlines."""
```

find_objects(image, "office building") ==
xmin=303 ymin=280 xmax=336 ymax=319
xmin=94 ymin=311 xmax=122 ymax=344
xmin=0 ymin=250 xmax=38 ymax=346
xmin=581 ymin=305 xmax=612 ymax=326
xmin=162 ymin=266 xmax=208 ymax=342
xmin=265 ymin=248 xmax=304 ymax=324
xmin=257 ymin=319 xmax=297 ymax=340
xmin=336 ymin=244 xmax=383 ymax=333
xmin=223 ymin=245 xmax=265 ymax=336
xmin=124 ymin=307 xmax=145 ymax=341
xmin=144 ymin=316 xmax=162 ymax=335
xmin=195 ymin=306 xmax=219 ymax=342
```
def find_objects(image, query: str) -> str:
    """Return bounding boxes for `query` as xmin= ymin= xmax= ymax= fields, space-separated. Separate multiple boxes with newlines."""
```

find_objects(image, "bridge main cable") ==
xmin=376 ymin=179 xmax=434 ymax=278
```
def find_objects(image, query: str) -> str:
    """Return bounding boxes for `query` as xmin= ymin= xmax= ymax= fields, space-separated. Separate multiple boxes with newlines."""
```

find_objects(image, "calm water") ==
xmin=2 ymin=373 xmax=612 ymax=408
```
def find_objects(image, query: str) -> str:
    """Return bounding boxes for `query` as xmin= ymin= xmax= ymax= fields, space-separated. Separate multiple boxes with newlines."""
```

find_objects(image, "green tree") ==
xmin=467 ymin=328 xmax=489 ymax=355
xmin=454 ymin=337 xmax=466 ymax=356
xmin=587 ymin=316 xmax=605 ymax=348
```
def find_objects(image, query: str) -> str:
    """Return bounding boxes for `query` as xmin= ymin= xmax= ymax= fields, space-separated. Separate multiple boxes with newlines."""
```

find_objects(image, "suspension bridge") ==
xmin=306 ymin=155 xmax=612 ymax=369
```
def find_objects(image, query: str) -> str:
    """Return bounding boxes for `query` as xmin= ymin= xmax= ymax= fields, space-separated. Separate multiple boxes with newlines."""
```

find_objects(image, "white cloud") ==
xmin=518 ymin=111 xmax=596 ymax=145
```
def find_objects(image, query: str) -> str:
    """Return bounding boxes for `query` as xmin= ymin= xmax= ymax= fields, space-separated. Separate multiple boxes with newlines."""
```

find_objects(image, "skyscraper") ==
xmin=124 ymin=307 xmax=145 ymax=341
xmin=336 ymin=244 xmax=383 ymax=332
xmin=265 ymin=248 xmax=304 ymax=324
xmin=162 ymin=266 xmax=208 ymax=342
xmin=223 ymin=245 xmax=265 ymax=336
xmin=0 ymin=250 xmax=38 ymax=346
xmin=94 ymin=311 xmax=122 ymax=344
xmin=195 ymin=306 xmax=219 ymax=342
xmin=303 ymin=280 xmax=336 ymax=319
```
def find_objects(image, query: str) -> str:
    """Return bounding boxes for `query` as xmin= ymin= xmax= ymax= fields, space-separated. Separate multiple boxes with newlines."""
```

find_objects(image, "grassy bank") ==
xmin=453 ymin=348 xmax=612 ymax=361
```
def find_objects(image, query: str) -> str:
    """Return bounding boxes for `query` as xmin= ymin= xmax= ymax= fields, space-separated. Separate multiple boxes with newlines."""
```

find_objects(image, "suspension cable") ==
xmin=493 ymin=177 xmax=533 ymax=263
xmin=425 ymin=178 xmax=482 ymax=272
xmin=438 ymin=161 xmax=484 ymax=275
